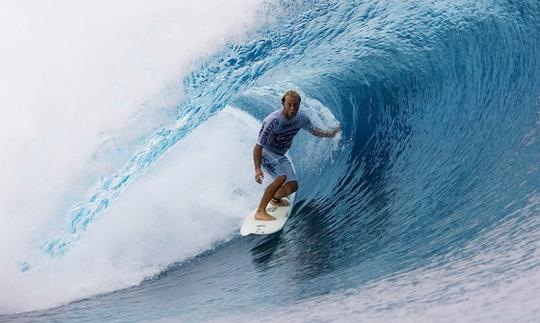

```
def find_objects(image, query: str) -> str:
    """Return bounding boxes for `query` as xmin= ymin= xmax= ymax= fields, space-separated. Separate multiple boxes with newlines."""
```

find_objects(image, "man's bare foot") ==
xmin=255 ymin=210 xmax=276 ymax=221
xmin=270 ymin=197 xmax=290 ymax=207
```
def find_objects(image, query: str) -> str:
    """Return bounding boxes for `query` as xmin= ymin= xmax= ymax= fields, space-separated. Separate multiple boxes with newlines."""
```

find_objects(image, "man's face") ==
xmin=282 ymin=95 xmax=300 ymax=119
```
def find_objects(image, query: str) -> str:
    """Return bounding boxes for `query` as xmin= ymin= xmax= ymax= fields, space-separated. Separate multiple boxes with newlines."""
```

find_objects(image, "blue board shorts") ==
xmin=261 ymin=148 xmax=297 ymax=183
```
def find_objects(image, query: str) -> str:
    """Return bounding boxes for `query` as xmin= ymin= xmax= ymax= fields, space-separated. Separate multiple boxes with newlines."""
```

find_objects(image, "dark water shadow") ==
xmin=249 ymin=232 xmax=285 ymax=266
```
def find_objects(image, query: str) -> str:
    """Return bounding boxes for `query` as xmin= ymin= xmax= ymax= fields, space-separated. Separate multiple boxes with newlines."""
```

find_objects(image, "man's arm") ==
xmin=311 ymin=125 xmax=341 ymax=138
xmin=253 ymin=144 xmax=264 ymax=184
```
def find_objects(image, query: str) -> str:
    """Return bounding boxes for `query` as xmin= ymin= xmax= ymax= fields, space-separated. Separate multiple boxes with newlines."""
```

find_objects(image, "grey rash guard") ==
xmin=257 ymin=110 xmax=315 ymax=155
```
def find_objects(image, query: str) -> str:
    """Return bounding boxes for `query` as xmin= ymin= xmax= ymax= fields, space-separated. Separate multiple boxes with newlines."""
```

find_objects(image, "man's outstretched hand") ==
xmin=330 ymin=124 xmax=342 ymax=137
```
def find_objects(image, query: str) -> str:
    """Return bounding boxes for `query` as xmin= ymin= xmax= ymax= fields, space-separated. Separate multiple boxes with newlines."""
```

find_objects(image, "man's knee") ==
xmin=274 ymin=175 xmax=287 ymax=186
xmin=285 ymin=180 xmax=298 ymax=193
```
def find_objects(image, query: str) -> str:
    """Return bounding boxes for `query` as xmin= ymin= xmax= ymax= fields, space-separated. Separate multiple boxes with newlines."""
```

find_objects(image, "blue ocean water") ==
xmin=3 ymin=0 xmax=539 ymax=321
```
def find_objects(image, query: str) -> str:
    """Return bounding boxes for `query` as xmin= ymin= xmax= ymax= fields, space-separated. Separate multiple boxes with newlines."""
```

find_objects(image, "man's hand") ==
xmin=253 ymin=144 xmax=264 ymax=184
xmin=330 ymin=124 xmax=342 ymax=137
xmin=255 ymin=168 xmax=264 ymax=184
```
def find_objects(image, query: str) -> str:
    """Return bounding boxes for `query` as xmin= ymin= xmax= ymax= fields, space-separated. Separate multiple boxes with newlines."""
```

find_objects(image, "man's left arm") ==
xmin=300 ymin=112 xmax=341 ymax=138
xmin=311 ymin=125 xmax=341 ymax=138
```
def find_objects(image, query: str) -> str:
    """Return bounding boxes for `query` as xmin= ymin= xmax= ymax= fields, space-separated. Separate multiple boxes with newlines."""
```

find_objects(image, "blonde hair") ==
xmin=281 ymin=90 xmax=301 ymax=104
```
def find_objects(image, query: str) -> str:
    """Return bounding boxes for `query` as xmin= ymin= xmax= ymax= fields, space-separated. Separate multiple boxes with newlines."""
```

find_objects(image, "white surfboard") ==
xmin=240 ymin=197 xmax=292 ymax=236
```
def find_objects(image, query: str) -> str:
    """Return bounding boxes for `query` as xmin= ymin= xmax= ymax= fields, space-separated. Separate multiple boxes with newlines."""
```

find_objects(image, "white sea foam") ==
xmin=0 ymin=106 xmax=264 ymax=313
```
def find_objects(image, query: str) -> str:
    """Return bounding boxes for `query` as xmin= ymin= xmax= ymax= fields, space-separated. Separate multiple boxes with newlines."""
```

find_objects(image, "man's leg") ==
xmin=255 ymin=175 xmax=287 ymax=221
xmin=270 ymin=181 xmax=298 ymax=206
xmin=270 ymin=155 xmax=298 ymax=207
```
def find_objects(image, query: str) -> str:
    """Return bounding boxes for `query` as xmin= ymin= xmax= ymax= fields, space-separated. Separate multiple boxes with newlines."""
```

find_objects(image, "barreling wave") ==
xmin=17 ymin=0 xmax=539 ymax=321
xmin=42 ymin=0 xmax=539 ymax=262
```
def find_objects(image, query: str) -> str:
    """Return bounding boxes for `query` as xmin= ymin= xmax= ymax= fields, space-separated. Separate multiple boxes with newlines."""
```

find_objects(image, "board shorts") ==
xmin=261 ymin=148 xmax=297 ymax=183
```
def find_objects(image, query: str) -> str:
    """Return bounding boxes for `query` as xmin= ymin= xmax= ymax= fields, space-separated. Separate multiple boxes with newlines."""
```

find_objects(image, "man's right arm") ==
xmin=253 ymin=144 xmax=264 ymax=184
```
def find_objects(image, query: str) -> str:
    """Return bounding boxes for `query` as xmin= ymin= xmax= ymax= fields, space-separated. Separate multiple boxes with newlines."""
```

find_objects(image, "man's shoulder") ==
xmin=295 ymin=111 xmax=314 ymax=131
xmin=263 ymin=110 xmax=282 ymax=122
xmin=296 ymin=110 xmax=312 ymax=124
xmin=296 ymin=110 xmax=310 ymax=119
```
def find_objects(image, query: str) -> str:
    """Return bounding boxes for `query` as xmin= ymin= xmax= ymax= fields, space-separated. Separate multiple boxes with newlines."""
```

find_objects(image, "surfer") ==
xmin=253 ymin=90 xmax=341 ymax=221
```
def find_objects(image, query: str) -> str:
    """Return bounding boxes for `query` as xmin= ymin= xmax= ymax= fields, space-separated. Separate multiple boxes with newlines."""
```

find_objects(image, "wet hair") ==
xmin=281 ymin=90 xmax=301 ymax=104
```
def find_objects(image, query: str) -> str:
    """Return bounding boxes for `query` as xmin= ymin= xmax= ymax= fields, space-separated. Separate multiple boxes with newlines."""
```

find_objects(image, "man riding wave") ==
xmin=253 ymin=90 xmax=341 ymax=221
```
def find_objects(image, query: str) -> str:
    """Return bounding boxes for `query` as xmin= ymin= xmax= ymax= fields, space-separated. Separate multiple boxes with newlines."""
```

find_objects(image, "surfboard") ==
xmin=240 ymin=197 xmax=292 ymax=236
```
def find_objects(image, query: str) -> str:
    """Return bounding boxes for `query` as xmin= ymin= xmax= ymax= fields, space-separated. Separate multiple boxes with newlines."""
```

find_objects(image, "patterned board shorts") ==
xmin=261 ymin=148 xmax=297 ymax=183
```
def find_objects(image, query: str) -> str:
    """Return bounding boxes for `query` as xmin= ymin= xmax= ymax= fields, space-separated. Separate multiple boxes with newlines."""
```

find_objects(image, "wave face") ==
xmin=3 ymin=0 xmax=540 ymax=321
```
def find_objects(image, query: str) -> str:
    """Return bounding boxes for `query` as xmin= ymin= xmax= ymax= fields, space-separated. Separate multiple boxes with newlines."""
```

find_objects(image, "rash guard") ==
xmin=257 ymin=110 xmax=315 ymax=155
